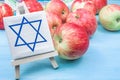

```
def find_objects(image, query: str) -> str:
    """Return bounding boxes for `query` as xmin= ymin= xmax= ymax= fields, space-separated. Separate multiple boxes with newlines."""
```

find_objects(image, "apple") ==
xmin=89 ymin=0 xmax=107 ymax=14
xmin=23 ymin=0 xmax=43 ymax=12
xmin=99 ymin=4 xmax=120 ymax=31
xmin=71 ymin=0 xmax=96 ymax=15
xmin=53 ymin=23 xmax=89 ymax=60
xmin=45 ymin=0 xmax=69 ymax=23
xmin=46 ymin=12 xmax=62 ymax=37
xmin=0 ymin=3 xmax=13 ymax=30
xmin=71 ymin=0 xmax=107 ymax=14
xmin=92 ymin=0 xmax=107 ymax=14
xmin=66 ymin=9 xmax=97 ymax=37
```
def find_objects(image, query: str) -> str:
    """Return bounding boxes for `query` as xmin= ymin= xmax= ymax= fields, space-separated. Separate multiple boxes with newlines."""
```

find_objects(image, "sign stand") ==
xmin=4 ymin=2 xmax=59 ymax=80
xmin=12 ymin=51 xmax=58 ymax=79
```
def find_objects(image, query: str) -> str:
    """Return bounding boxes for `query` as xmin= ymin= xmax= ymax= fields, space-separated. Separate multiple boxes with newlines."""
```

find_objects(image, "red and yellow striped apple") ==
xmin=92 ymin=0 xmax=107 ymax=14
xmin=71 ymin=0 xmax=107 ymax=14
xmin=53 ymin=23 xmax=89 ymax=60
xmin=45 ymin=0 xmax=69 ymax=23
xmin=66 ymin=9 xmax=97 ymax=37
xmin=71 ymin=0 xmax=96 ymax=15
xmin=23 ymin=0 xmax=43 ymax=12
xmin=46 ymin=12 xmax=62 ymax=37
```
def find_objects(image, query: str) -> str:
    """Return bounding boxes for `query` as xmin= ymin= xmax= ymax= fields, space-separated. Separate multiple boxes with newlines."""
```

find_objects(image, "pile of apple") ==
xmin=0 ymin=0 xmax=109 ymax=60
xmin=44 ymin=0 xmax=107 ymax=60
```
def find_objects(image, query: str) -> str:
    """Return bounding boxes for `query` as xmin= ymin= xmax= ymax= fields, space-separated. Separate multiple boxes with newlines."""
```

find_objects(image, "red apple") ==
xmin=0 ymin=3 xmax=13 ymax=30
xmin=53 ymin=23 xmax=89 ymax=60
xmin=23 ymin=0 xmax=43 ymax=12
xmin=66 ymin=9 xmax=97 ymax=37
xmin=45 ymin=0 xmax=69 ymax=23
xmin=92 ymin=0 xmax=107 ymax=14
xmin=99 ymin=4 xmax=120 ymax=31
xmin=71 ymin=0 xmax=96 ymax=15
xmin=71 ymin=0 xmax=107 ymax=14
xmin=46 ymin=12 xmax=62 ymax=37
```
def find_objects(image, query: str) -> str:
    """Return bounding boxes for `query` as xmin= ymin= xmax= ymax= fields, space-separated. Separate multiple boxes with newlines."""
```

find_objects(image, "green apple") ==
xmin=99 ymin=4 xmax=120 ymax=31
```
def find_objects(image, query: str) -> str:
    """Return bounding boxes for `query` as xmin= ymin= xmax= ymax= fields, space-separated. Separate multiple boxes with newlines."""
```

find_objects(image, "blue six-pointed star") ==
xmin=9 ymin=16 xmax=47 ymax=52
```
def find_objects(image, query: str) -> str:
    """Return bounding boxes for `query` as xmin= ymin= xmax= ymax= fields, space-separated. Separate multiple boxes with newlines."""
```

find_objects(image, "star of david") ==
xmin=9 ymin=16 xmax=47 ymax=52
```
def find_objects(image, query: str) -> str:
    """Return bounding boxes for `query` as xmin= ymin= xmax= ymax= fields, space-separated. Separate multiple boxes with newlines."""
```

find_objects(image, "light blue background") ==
xmin=0 ymin=0 xmax=120 ymax=80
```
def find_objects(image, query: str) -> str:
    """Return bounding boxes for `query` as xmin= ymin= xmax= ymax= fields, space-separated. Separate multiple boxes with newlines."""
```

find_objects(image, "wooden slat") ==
xmin=12 ymin=51 xmax=58 ymax=66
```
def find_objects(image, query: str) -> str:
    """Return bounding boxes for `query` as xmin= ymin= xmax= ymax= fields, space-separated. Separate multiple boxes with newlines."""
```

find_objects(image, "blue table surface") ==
xmin=0 ymin=0 xmax=120 ymax=80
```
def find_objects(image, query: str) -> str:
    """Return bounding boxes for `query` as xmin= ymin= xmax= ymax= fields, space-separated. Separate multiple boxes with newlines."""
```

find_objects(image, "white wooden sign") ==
xmin=3 ymin=2 xmax=58 ymax=79
xmin=4 ymin=11 xmax=56 ymax=59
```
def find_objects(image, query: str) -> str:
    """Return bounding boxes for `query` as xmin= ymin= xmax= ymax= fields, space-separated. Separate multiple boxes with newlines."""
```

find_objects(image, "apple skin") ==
xmin=66 ymin=9 xmax=97 ymax=37
xmin=99 ymin=4 xmax=120 ymax=31
xmin=71 ymin=0 xmax=96 ymax=15
xmin=45 ymin=0 xmax=69 ymax=23
xmin=46 ymin=12 xmax=62 ymax=37
xmin=0 ymin=3 xmax=13 ymax=30
xmin=23 ymin=0 xmax=43 ymax=12
xmin=53 ymin=23 xmax=89 ymax=60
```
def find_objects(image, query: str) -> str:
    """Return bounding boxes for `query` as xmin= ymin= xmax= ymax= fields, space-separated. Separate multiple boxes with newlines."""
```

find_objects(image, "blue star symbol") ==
xmin=9 ymin=16 xmax=47 ymax=52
